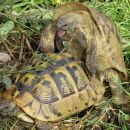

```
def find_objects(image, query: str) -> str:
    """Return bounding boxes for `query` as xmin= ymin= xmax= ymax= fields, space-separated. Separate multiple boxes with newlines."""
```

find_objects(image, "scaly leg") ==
xmin=104 ymin=69 xmax=125 ymax=104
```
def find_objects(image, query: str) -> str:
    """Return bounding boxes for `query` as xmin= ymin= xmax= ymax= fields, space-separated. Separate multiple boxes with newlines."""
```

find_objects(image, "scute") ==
xmin=1 ymin=53 xmax=105 ymax=122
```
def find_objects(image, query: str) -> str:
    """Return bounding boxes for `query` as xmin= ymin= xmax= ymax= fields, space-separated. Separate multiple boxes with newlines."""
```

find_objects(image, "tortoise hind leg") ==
xmin=105 ymin=69 xmax=125 ymax=105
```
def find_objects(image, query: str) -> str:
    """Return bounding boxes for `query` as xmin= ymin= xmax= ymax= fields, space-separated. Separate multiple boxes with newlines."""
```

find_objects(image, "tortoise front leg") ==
xmin=40 ymin=22 xmax=56 ymax=53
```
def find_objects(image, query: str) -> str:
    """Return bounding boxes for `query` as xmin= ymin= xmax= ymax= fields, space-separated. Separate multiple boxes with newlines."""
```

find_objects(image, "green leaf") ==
xmin=2 ymin=76 xmax=12 ymax=90
xmin=34 ymin=66 xmax=46 ymax=71
xmin=33 ymin=0 xmax=44 ymax=5
xmin=33 ymin=24 xmax=42 ymax=31
xmin=0 ymin=21 xmax=15 ymax=40
xmin=47 ymin=57 xmax=57 ymax=65
xmin=42 ymin=11 xmax=53 ymax=20
xmin=22 ymin=65 xmax=33 ymax=72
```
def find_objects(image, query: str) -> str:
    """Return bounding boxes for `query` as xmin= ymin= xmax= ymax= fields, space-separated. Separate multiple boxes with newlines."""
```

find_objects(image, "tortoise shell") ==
xmin=0 ymin=53 xmax=104 ymax=122
xmin=40 ymin=2 xmax=127 ymax=78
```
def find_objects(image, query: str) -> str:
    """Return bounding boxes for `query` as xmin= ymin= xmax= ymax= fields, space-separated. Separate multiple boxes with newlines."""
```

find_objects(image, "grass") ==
xmin=0 ymin=0 xmax=130 ymax=130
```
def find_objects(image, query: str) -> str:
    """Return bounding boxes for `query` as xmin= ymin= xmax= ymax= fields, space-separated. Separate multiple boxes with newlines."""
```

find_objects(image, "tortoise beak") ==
xmin=57 ymin=30 xmax=66 ymax=38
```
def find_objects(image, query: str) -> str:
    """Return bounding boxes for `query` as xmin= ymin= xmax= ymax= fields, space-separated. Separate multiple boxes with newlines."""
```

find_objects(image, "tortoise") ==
xmin=0 ymin=53 xmax=105 ymax=130
xmin=39 ymin=2 xmax=127 ymax=104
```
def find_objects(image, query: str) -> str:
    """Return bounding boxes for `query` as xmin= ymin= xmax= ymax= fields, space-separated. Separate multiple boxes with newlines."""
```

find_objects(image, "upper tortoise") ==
xmin=40 ymin=2 xmax=127 ymax=104
xmin=0 ymin=53 xmax=105 ymax=130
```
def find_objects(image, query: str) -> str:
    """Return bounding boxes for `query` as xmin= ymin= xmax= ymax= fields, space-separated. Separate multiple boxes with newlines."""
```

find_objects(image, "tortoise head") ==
xmin=0 ymin=98 xmax=18 ymax=116
xmin=0 ymin=98 xmax=34 ymax=123
xmin=56 ymin=11 xmax=88 ymax=49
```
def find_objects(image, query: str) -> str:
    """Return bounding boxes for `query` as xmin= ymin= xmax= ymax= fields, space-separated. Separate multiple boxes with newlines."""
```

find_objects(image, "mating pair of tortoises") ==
xmin=0 ymin=2 xmax=127 ymax=130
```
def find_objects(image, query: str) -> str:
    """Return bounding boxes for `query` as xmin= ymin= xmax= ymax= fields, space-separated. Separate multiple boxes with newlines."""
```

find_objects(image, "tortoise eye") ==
xmin=62 ymin=24 xmax=67 ymax=29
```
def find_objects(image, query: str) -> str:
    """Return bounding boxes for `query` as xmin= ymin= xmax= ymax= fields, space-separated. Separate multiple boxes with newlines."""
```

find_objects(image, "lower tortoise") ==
xmin=0 ymin=53 xmax=105 ymax=130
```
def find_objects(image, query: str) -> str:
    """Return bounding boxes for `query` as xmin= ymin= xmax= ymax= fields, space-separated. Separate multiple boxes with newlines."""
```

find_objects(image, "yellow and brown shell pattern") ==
xmin=0 ymin=53 xmax=105 ymax=122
